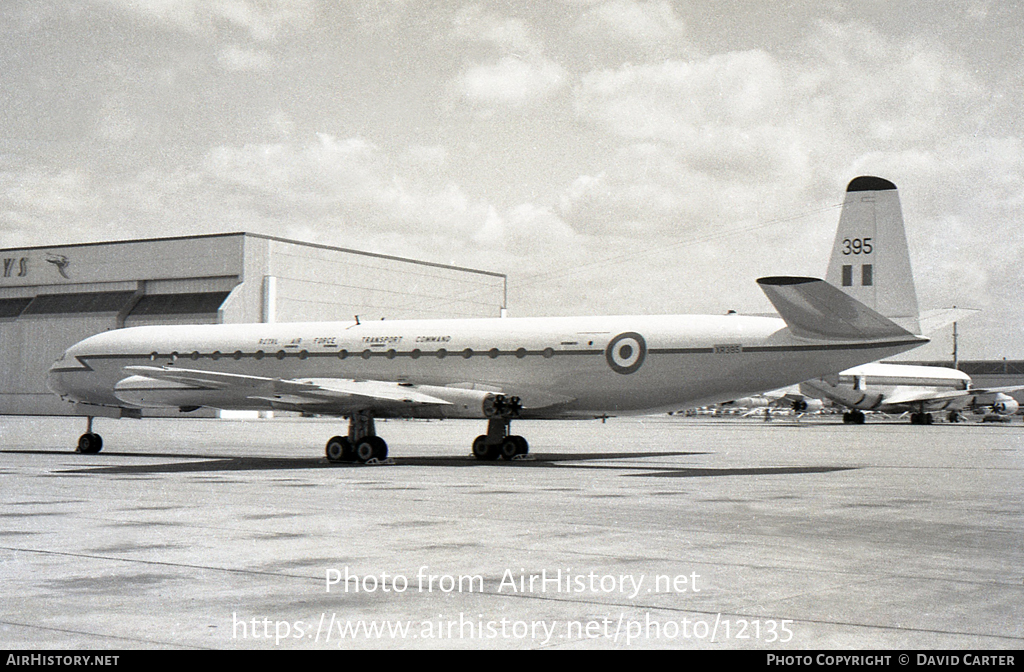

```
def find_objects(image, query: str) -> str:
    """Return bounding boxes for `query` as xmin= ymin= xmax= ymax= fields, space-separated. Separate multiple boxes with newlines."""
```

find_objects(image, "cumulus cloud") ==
xmin=98 ymin=0 xmax=315 ymax=42
xmin=456 ymin=56 xmax=567 ymax=109
xmin=574 ymin=51 xmax=805 ymax=179
xmin=4 ymin=6 xmax=1022 ymax=350
xmin=566 ymin=21 xmax=997 ymax=229
xmin=450 ymin=5 xmax=568 ymax=111
xmin=473 ymin=202 xmax=576 ymax=252
xmin=197 ymin=135 xmax=489 ymax=238
xmin=547 ymin=18 xmax=1024 ymax=327
xmin=572 ymin=0 xmax=693 ymax=62
xmin=452 ymin=5 xmax=538 ymax=54
xmin=217 ymin=45 xmax=275 ymax=71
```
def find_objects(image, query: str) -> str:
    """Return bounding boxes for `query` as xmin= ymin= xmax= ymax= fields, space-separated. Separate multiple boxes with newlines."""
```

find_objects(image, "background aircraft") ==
xmin=799 ymin=362 xmax=1020 ymax=424
xmin=714 ymin=387 xmax=826 ymax=417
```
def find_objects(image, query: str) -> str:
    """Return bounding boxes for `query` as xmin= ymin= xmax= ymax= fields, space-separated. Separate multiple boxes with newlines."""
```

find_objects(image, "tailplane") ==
xmin=825 ymin=176 xmax=920 ymax=334
xmin=757 ymin=276 xmax=919 ymax=341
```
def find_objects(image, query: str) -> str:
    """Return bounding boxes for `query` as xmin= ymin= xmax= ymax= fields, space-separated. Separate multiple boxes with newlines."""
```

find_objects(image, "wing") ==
xmin=967 ymin=384 xmax=1024 ymax=397
xmin=880 ymin=388 xmax=970 ymax=408
xmin=116 ymin=365 xmax=457 ymax=415
xmin=882 ymin=385 xmax=1024 ymax=409
xmin=114 ymin=365 xmax=574 ymax=418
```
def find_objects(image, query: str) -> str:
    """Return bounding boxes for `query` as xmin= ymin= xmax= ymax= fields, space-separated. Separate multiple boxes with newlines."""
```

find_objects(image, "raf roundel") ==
xmin=605 ymin=332 xmax=647 ymax=375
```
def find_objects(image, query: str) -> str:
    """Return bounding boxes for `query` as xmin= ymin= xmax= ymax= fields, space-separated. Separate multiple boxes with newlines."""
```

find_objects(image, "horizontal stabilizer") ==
xmin=757 ymin=276 xmax=919 ymax=341
xmin=917 ymin=307 xmax=980 ymax=336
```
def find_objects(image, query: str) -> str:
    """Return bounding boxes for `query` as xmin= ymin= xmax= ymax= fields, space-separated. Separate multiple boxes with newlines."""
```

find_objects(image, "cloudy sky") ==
xmin=2 ymin=0 xmax=1021 ymax=360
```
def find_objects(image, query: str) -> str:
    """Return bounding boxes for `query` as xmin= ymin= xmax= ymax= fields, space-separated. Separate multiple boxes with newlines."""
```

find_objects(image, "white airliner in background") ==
xmin=799 ymin=362 xmax=1021 ymax=424
xmin=48 ymin=176 xmax=930 ymax=461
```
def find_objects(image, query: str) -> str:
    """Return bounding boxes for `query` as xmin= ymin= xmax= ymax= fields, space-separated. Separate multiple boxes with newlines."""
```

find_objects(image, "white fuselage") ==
xmin=48 ymin=313 xmax=927 ymax=419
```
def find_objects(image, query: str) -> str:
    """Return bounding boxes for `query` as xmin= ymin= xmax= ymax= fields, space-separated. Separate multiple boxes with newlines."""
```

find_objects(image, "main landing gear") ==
xmin=472 ymin=395 xmax=529 ymax=461
xmin=909 ymin=412 xmax=934 ymax=425
xmin=325 ymin=411 xmax=389 ymax=464
xmin=471 ymin=419 xmax=529 ymax=461
xmin=77 ymin=417 xmax=103 ymax=454
xmin=842 ymin=410 xmax=866 ymax=424
xmin=324 ymin=395 xmax=531 ymax=464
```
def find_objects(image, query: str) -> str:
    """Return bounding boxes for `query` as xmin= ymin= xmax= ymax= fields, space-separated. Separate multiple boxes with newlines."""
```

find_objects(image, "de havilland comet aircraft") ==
xmin=48 ymin=176 xmax=930 ymax=462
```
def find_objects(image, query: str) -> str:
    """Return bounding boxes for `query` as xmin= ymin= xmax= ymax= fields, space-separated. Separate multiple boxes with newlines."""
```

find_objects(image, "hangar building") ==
xmin=0 ymin=233 xmax=506 ymax=416
xmin=901 ymin=359 xmax=1024 ymax=406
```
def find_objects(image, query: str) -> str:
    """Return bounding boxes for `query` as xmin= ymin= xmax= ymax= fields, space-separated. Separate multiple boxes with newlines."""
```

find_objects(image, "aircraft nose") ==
xmin=46 ymin=353 xmax=71 ymax=397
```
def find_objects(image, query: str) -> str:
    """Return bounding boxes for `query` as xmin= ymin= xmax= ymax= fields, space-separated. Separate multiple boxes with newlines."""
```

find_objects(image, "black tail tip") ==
xmin=847 ymin=176 xmax=897 ymax=192
xmin=757 ymin=276 xmax=821 ymax=286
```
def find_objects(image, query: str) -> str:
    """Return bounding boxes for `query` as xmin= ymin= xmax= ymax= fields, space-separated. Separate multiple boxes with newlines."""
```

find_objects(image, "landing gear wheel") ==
xmin=472 ymin=435 xmax=500 ymax=461
xmin=354 ymin=436 xmax=387 ymax=463
xmin=371 ymin=436 xmax=388 ymax=460
xmin=77 ymin=433 xmax=103 ymax=454
xmin=499 ymin=437 xmax=520 ymax=460
xmin=326 ymin=436 xmax=353 ymax=462
xmin=948 ymin=410 xmax=961 ymax=423
xmin=499 ymin=435 xmax=529 ymax=459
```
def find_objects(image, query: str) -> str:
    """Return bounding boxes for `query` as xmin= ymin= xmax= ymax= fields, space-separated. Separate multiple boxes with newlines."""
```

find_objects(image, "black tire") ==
xmin=499 ymin=437 xmax=519 ymax=460
xmin=355 ymin=437 xmax=387 ymax=463
xmin=500 ymin=435 xmax=529 ymax=459
xmin=326 ymin=436 xmax=352 ymax=462
xmin=472 ymin=435 xmax=499 ymax=461
xmin=77 ymin=433 xmax=103 ymax=454
xmin=370 ymin=436 xmax=388 ymax=461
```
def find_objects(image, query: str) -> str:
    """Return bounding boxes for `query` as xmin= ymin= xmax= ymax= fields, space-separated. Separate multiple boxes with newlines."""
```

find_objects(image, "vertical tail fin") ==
xmin=825 ymin=176 xmax=920 ymax=334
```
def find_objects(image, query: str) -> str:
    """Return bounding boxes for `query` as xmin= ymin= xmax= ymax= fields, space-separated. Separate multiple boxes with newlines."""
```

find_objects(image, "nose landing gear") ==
xmin=76 ymin=417 xmax=103 ymax=454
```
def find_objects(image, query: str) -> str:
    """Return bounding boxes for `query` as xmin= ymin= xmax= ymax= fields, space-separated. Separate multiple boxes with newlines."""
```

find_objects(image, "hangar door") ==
xmin=123 ymin=291 xmax=231 ymax=328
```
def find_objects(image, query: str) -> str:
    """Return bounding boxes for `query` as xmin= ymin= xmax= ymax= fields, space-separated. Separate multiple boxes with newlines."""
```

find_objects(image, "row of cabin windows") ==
xmin=150 ymin=346 xmax=558 ymax=363
xmin=841 ymin=264 xmax=873 ymax=287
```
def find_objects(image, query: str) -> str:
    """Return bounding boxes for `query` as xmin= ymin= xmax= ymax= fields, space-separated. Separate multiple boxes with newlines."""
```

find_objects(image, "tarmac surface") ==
xmin=1 ymin=413 xmax=1022 ymax=650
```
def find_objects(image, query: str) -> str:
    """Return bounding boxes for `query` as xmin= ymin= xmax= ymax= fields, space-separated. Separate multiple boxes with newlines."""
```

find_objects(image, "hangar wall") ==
xmin=233 ymin=235 xmax=506 ymax=324
xmin=901 ymin=359 xmax=1024 ymax=406
xmin=0 ymin=233 xmax=505 ymax=416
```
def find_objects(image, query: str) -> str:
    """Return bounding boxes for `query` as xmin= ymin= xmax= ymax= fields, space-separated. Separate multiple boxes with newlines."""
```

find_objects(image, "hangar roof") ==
xmin=0 ymin=232 xmax=505 ymax=279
